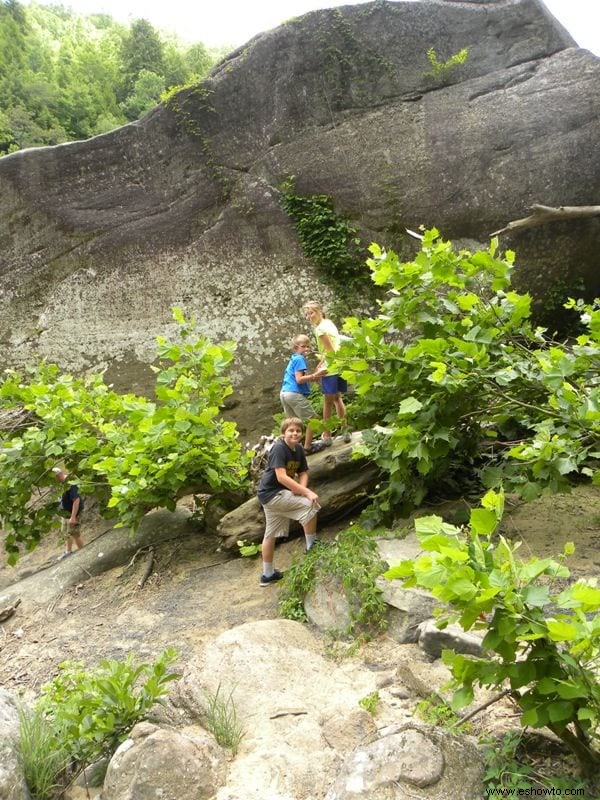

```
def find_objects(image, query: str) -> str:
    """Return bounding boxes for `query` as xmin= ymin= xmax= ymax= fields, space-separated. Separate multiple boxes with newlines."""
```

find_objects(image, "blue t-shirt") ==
xmin=257 ymin=438 xmax=309 ymax=505
xmin=281 ymin=352 xmax=310 ymax=395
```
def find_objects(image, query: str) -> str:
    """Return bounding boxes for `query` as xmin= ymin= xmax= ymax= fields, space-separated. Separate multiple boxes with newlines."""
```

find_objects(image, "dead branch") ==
xmin=451 ymin=688 xmax=512 ymax=727
xmin=137 ymin=546 xmax=154 ymax=589
xmin=491 ymin=204 xmax=600 ymax=236
xmin=0 ymin=598 xmax=21 ymax=623
xmin=0 ymin=406 xmax=36 ymax=434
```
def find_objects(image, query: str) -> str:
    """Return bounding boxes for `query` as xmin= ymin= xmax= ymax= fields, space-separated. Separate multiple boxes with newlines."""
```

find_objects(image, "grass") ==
xmin=202 ymin=683 xmax=245 ymax=755
xmin=13 ymin=705 xmax=68 ymax=800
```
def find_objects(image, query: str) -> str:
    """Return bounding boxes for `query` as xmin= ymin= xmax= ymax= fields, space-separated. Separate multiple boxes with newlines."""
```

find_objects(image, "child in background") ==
xmin=53 ymin=467 xmax=85 ymax=559
xmin=302 ymin=300 xmax=350 ymax=444
xmin=280 ymin=334 xmax=327 ymax=454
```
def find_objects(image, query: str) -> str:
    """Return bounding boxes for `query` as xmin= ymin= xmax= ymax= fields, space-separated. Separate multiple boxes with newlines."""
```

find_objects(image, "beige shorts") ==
xmin=262 ymin=490 xmax=320 ymax=539
xmin=61 ymin=516 xmax=83 ymax=538
xmin=280 ymin=391 xmax=316 ymax=422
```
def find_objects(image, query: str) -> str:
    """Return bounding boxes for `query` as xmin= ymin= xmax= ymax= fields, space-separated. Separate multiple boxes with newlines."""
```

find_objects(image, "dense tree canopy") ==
xmin=0 ymin=0 xmax=225 ymax=154
xmin=332 ymin=229 xmax=600 ymax=525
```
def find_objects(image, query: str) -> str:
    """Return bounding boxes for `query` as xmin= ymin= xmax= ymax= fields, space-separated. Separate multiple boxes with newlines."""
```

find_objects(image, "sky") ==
xmin=25 ymin=0 xmax=600 ymax=55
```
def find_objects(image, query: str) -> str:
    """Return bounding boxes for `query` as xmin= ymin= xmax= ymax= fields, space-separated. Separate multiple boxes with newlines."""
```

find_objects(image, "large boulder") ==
xmin=1 ymin=0 xmax=598 ymax=437
xmin=0 ymin=689 xmax=29 ymax=800
xmin=102 ymin=722 xmax=227 ymax=800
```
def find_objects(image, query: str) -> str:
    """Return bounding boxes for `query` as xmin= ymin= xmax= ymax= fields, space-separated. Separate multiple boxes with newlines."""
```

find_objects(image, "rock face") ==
xmin=0 ymin=689 xmax=28 ymax=800
xmin=1 ymin=0 xmax=598 ymax=438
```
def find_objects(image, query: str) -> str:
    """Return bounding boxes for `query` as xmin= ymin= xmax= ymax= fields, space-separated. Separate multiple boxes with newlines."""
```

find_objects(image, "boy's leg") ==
xmin=302 ymin=512 xmax=318 ymax=551
xmin=261 ymin=534 xmax=276 ymax=574
xmin=260 ymin=503 xmax=289 ymax=582
xmin=304 ymin=424 xmax=314 ymax=451
xmin=69 ymin=523 xmax=84 ymax=550
xmin=333 ymin=392 xmax=346 ymax=423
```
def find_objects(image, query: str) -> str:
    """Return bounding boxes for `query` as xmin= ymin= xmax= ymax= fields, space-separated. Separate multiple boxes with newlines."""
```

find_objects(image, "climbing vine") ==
xmin=280 ymin=177 xmax=374 ymax=310
xmin=425 ymin=47 xmax=469 ymax=80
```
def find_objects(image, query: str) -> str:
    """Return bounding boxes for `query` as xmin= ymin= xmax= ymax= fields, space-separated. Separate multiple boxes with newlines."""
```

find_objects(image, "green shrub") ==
xmin=358 ymin=691 xmax=380 ymax=715
xmin=37 ymin=649 xmax=179 ymax=766
xmin=385 ymin=489 xmax=600 ymax=774
xmin=278 ymin=525 xmax=387 ymax=634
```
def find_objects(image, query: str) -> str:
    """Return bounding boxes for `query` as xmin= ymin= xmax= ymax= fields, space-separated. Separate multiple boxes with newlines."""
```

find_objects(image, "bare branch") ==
xmin=491 ymin=204 xmax=600 ymax=237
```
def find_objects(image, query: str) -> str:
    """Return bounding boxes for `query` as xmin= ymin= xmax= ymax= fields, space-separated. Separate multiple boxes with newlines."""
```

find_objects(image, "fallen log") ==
xmin=0 ymin=598 xmax=21 ymax=623
xmin=216 ymin=433 xmax=380 ymax=549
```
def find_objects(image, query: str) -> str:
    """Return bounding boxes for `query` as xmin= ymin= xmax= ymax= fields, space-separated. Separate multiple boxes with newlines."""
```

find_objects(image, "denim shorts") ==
xmin=321 ymin=374 xmax=348 ymax=395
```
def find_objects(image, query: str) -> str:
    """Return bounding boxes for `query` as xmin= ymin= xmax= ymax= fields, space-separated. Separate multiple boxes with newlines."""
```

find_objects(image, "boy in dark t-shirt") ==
xmin=257 ymin=418 xmax=321 ymax=586
xmin=53 ymin=467 xmax=85 ymax=558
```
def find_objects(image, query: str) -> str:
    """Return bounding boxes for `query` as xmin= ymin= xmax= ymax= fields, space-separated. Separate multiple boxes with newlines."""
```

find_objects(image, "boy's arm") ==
xmin=274 ymin=467 xmax=319 ymax=503
xmin=69 ymin=495 xmax=80 ymax=525
xmin=295 ymin=368 xmax=322 ymax=384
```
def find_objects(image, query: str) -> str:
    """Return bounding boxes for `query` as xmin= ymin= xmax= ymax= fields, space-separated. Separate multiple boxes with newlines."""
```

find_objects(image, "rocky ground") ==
xmin=1 ymin=485 xmax=600 ymax=792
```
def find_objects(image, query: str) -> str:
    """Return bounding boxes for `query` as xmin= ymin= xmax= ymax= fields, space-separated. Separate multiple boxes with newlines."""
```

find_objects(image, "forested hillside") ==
xmin=0 ymin=0 xmax=226 ymax=154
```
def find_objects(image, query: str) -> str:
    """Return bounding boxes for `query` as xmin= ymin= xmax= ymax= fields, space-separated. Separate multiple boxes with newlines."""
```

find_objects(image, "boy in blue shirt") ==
xmin=280 ymin=334 xmax=327 ymax=454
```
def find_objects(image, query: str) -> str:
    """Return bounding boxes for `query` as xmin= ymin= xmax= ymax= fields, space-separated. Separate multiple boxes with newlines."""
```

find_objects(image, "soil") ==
xmin=1 ymin=485 xmax=600 ymax=787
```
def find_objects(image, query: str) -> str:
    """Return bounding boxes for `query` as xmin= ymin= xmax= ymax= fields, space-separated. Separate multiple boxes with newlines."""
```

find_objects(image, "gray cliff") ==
xmin=0 ymin=0 xmax=598 ymax=437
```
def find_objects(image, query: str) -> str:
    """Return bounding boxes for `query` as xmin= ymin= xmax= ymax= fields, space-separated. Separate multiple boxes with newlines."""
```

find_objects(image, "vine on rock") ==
xmin=280 ymin=177 xmax=374 ymax=310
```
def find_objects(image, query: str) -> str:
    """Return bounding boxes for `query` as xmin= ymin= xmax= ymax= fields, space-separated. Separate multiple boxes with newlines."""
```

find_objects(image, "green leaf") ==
xmin=397 ymin=397 xmax=423 ymax=415
xmin=546 ymin=620 xmax=578 ymax=641
xmin=469 ymin=508 xmax=498 ymax=536
xmin=521 ymin=585 xmax=550 ymax=608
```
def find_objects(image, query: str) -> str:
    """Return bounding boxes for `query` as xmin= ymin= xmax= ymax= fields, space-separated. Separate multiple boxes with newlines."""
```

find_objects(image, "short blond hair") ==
xmin=280 ymin=417 xmax=303 ymax=434
xmin=292 ymin=334 xmax=310 ymax=349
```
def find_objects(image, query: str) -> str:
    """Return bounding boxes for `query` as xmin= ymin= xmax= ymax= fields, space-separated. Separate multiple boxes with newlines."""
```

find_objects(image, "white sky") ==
xmin=26 ymin=0 xmax=600 ymax=55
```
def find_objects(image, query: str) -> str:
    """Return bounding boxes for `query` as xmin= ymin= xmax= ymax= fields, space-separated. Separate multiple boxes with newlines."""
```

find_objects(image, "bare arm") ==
xmin=319 ymin=333 xmax=335 ymax=353
xmin=294 ymin=369 xmax=321 ymax=384
xmin=69 ymin=496 xmax=80 ymax=525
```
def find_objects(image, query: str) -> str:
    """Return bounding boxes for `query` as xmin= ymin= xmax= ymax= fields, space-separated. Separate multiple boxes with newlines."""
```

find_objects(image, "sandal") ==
xmin=306 ymin=440 xmax=329 ymax=454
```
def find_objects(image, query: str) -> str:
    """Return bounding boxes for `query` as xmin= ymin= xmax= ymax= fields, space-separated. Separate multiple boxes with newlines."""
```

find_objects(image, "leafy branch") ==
xmin=330 ymin=229 xmax=600 ymax=523
xmin=0 ymin=308 xmax=250 ymax=562
xmin=385 ymin=489 xmax=600 ymax=774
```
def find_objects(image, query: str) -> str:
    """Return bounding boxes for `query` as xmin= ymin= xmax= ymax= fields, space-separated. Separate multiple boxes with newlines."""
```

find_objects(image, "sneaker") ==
xmin=259 ymin=569 xmax=284 ymax=587
xmin=305 ymin=539 xmax=324 ymax=553
xmin=306 ymin=440 xmax=328 ymax=455
xmin=57 ymin=551 xmax=72 ymax=561
xmin=319 ymin=437 xmax=333 ymax=448
xmin=342 ymin=430 xmax=352 ymax=443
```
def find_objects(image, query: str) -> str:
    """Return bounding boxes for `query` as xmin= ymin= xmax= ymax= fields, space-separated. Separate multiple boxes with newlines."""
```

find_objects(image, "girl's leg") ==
xmin=333 ymin=393 xmax=346 ymax=424
xmin=322 ymin=394 xmax=334 ymax=440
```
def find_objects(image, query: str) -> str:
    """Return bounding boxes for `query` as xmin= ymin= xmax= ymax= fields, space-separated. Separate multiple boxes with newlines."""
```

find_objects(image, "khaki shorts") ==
xmin=280 ymin=391 xmax=316 ymax=422
xmin=60 ymin=515 xmax=83 ymax=539
xmin=262 ymin=490 xmax=320 ymax=539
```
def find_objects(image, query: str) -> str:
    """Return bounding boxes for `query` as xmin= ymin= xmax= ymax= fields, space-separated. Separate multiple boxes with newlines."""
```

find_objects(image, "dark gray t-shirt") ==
xmin=257 ymin=438 xmax=308 ymax=505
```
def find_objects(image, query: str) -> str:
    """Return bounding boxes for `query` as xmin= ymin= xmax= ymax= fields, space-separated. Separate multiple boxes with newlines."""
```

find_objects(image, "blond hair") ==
xmin=302 ymin=300 xmax=324 ymax=316
xmin=292 ymin=334 xmax=310 ymax=349
xmin=280 ymin=417 xmax=303 ymax=434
